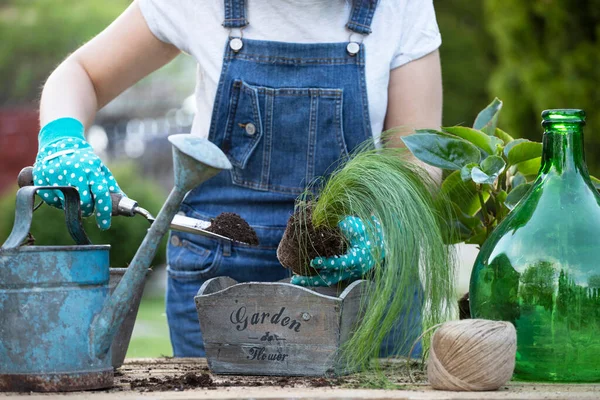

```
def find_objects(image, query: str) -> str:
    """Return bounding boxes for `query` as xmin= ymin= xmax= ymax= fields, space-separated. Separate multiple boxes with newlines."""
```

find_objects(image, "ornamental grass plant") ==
xmin=286 ymin=137 xmax=457 ymax=372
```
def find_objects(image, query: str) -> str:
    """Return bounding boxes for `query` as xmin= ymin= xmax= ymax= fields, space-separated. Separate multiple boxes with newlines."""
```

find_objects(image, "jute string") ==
xmin=426 ymin=319 xmax=516 ymax=391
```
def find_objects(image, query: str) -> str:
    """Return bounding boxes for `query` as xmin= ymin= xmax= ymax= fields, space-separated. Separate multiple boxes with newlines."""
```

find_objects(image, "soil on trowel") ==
xmin=277 ymin=205 xmax=346 ymax=276
xmin=206 ymin=212 xmax=259 ymax=245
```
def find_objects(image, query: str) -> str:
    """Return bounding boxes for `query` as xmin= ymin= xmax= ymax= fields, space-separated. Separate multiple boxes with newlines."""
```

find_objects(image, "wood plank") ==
xmin=3 ymin=359 xmax=600 ymax=399
xmin=339 ymin=280 xmax=372 ymax=344
xmin=195 ymin=280 xmax=378 ymax=376
xmin=205 ymin=343 xmax=337 ymax=376
xmin=196 ymin=281 xmax=343 ymax=375
xmin=196 ymin=287 xmax=341 ymax=346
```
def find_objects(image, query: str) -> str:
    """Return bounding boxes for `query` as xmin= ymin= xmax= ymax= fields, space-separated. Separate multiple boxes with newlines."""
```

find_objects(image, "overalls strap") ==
xmin=346 ymin=0 xmax=379 ymax=35
xmin=223 ymin=0 xmax=248 ymax=29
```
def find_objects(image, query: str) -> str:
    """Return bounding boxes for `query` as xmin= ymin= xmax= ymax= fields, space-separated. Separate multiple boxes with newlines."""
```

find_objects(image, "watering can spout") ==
xmin=90 ymin=135 xmax=232 ymax=359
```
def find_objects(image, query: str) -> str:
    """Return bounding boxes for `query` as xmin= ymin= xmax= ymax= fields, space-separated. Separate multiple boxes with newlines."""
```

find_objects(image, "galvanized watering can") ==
xmin=0 ymin=135 xmax=232 ymax=392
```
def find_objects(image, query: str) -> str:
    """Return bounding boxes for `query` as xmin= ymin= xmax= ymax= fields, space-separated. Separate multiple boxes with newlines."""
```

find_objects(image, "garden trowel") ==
xmin=17 ymin=166 xmax=252 ymax=245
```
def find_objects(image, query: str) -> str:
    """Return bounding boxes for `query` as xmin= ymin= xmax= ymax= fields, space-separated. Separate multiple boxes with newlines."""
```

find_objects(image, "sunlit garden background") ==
xmin=1 ymin=0 xmax=598 ymax=358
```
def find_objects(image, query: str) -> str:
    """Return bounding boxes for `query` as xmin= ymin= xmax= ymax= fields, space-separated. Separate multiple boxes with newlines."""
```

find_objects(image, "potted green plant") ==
xmin=401 ymin=98 xmax=600 ymax=317
xmin=278 ymin=142 xmax=457 ymax=371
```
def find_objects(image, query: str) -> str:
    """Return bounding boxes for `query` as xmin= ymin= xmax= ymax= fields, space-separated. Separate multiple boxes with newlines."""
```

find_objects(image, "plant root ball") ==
xmin=277 ymin=205 xmax=346 ymax=276
xmin=427 ymin=319 xmax=516 ymax=391
xmin=206 ymin=212 xmax=259 ymax=245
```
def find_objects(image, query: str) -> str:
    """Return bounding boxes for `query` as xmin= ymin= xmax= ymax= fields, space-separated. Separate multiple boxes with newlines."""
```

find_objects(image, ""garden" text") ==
xmin=230 ymin=306 xmax=301 ymax=332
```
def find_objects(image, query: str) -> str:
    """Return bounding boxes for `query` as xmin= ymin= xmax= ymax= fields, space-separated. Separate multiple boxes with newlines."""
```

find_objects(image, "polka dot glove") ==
xmin=291 ymin=215 xmax=385 ymax=287
xmin=33 ymin=118 xmax=124 ymax=230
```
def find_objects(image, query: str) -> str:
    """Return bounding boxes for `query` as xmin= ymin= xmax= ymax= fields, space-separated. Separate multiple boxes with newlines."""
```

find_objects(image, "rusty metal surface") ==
xmin=91 ymin=135 xmax=231 ymax=360
xmin=0 ymin=370 xmax=113 ymax=392
xmin=0 ymin=245 xmax=111 ymax=379
xmin=108 ymin=268 xmax=150 ymax=369
xmin=0 ymin=135 xmax=231 ymax=393
xmin=1 ymin=186 xmax=90 ymax=250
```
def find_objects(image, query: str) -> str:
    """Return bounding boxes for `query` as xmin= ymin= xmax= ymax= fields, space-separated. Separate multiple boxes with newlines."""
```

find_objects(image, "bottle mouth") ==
xmin=542 ymin=109 xmax=586 ymax=128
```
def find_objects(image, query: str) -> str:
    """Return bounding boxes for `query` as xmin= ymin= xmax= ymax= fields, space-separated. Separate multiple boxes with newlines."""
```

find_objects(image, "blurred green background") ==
xmin=1 ymin=0 xmax=599 ymax=358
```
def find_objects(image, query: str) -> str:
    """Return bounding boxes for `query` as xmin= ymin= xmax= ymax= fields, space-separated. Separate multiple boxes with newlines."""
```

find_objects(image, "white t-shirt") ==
xmin=138 ymin=0 xmax=441 ymax=139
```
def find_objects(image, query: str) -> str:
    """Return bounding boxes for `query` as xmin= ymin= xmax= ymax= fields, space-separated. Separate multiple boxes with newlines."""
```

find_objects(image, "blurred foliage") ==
xmin=2 ymin=0 xmax=598 ymax=171
xmin=435 ymin=0 xmax=496 ymax=127
xmin=0 ymin=0 xmax=130 ymax=106
xmin=484 ymin=0 xmax=600 ymax=175
xmin=0 ymin=162 xmax=168 ymax=268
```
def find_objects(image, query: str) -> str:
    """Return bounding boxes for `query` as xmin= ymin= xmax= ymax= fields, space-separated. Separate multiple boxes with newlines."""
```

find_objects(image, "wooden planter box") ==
xmin=194 ymin=277 xmax=371 ymax=377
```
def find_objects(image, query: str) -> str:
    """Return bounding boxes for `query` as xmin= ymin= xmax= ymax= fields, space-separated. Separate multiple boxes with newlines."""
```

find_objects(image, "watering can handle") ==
xmin=1 ymin=186 xmax=91 ymax=250
xmin=18 ymin=166 xmax=140 ymax=218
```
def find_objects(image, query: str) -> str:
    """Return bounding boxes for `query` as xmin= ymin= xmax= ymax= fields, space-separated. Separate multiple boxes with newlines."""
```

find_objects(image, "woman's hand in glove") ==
xmin=33 ymin=118 xmax=125 ymax=230
xmin=291 ymin=215 xmax=385 ymax=287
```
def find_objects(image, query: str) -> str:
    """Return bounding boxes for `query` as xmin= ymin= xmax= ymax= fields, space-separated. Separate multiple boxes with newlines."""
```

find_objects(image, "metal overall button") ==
xmin=245 ymin=123 xmax=256 ymax=136
xmin=230 ymin=38 xmax=243 ymax=52
xmin=170 ymin=235 xmax=181 ymax=247
xmin=347 ymin=42 xmax=360 ymax=56
xmin=347 ymin=32 xmax=364 ymax=56
xmin=229 ymin=26 xmax=246 ymax=53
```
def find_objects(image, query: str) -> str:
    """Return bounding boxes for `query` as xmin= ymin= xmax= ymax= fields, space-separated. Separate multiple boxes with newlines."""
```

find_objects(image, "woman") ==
xmin=33 ymin=0 xmax=443 ymax=357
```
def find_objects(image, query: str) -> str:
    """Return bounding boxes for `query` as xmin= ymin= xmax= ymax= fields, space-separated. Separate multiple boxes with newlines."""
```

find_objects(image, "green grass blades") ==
xmin=299 ymin=142 xmax=456 ymax=373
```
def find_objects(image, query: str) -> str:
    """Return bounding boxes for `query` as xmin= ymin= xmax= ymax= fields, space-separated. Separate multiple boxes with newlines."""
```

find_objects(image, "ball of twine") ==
xmin=427 ymin=319 xmax=516 ymax=391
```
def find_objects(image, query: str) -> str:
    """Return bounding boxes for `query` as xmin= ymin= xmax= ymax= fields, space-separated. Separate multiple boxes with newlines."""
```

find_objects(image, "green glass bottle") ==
xmin=470 ymin=109 xmax=600 ymax=382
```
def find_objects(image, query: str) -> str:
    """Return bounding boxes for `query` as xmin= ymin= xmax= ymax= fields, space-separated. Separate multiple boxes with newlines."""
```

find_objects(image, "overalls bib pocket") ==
xmin=222 ymin=79 xmax=348 ymax=195
xmin=223 ymin=80 xmax=263 ymax=169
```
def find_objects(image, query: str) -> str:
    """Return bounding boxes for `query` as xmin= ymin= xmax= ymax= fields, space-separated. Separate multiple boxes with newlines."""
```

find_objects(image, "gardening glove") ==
xmin=33 ymin=117 xmax=124 ymax=230
xmin=291 ymin=215 xmax=385 ymax=287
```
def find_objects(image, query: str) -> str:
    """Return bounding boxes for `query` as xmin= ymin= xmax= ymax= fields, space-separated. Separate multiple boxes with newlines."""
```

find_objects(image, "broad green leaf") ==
xmin=466 ymin=225 xmax=488 ymax=246
xmin=446 ymin=221 xmax=473 ymax=245
xmin=507 ymin=141 xmax=543 ymax=165
xmin=516 ymin=157 xmax=542 ymax=176
xmin=591 ymin=176 xmax=600 ymax=190
xmin=523 ymin=174 xmax=538 ymax=183
xmin=471 ymin=167 xmax=496 ymax=184
xmin=505 ymin=183 xmax=532 ymax=210
xmin=495 ymin=128 xmax=514 ymax=144
xmin=481 ymin=156 xmax=506 ymax=176
xmin=441 ymin=170 xmax=490 ymax=216
xmin=496 ymin=190 xmax=509 ymax=220
xmin=460 ymin=163 xmax=479 ymax=182
xmin=471 ymin=156 xmax=506 ymax=185
xmin=402 ymin=133 xmax=481 ymax=170
xmin=497 ymin=190 xmax=508 ymax=204
xmin=503 ymin=138 xmax=530 ymax=158
xmin=444 ymin=126 xmax=504 ymax=155
xmin=445 ymin=203 xmax=486 ymax=245
xmin=451 ymin=202 xmax=483 ymax=230
xmin=414 ymin=128 xmax=455 ymax=138
xmin=511 ymin=173 xmax=526 ymax=189
xmin=473 ymin=98 xmax=503 ymax=135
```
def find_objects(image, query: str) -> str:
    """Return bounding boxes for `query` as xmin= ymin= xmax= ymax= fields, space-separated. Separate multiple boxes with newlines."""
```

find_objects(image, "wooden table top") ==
xmin=2 ymin=358 xmax=599 ymax=399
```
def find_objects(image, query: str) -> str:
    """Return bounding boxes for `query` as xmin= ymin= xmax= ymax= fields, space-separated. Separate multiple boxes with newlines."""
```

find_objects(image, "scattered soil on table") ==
xmin=277 ymin=204 xmax=346 ymax=275
xmin=119 ymin=359 xmax=427 ymax=392
xmin=458 ymin=292 xmax=470 ymax=320
xmin=206 ymin=212 xmax=259 ymax=245
xmin=129 ymin=372 xmax=214 ymax=392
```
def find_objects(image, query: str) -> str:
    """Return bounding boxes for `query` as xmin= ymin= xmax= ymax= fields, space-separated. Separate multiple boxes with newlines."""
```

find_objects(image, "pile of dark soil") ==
xmin=129 ymin=372 xmax=214 ymax=392
xmin=206 ymin=212 xmax=259 ymax=245
xmin=277 ymin=205 xmax=346 ymax=276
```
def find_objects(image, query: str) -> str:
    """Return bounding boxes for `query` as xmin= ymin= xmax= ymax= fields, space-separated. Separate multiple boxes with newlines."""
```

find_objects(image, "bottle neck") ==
xmin=540 ymin=123 xmax=588 ymax=176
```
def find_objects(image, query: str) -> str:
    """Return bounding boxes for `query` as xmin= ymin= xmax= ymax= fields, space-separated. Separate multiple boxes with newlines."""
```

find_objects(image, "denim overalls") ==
xmin=166 ymin=0 xmax=422 ymax=358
